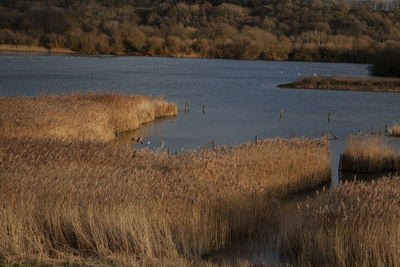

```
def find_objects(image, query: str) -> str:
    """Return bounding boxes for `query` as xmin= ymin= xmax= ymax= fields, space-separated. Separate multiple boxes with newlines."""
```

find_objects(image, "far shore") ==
xmin=0 ymin=44 xmax=75 ymax=54
xmin=0 ymin=44 xmax=205 ymax=58
xmin=278 ymin=76 xmax=400 ymax=93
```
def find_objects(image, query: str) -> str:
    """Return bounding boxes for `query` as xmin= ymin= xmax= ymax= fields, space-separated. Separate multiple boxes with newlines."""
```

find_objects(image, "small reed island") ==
xmin=340 ymin=134 xmax=400 ymax=174
xmin=278 ymin=76 xmax=400 ymax=93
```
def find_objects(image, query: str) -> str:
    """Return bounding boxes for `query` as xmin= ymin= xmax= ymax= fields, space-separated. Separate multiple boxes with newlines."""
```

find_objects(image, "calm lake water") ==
xmin=1 ymin=52 xmax=399 ymax=185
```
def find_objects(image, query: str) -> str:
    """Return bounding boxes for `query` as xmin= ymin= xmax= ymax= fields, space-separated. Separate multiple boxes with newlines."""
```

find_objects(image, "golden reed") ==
xmin=0 ymin=93 xmax=177 ymax=142
xmin=281 ymin=177 xmax=400 ymax=267
xmin=341 ymin=134 xmax=399 ymax=173
xmin=0 ymin=136 xmax=330 ymax=266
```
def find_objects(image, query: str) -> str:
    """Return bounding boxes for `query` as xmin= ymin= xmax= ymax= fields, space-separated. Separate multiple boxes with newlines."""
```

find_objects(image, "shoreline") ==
xmin=0 ymin=44 xmax=75 ymax=54
xmin=0 ymin=45 xmax=369 ymax=64
xmin=278 ymin=76 xmax=400 ymax=93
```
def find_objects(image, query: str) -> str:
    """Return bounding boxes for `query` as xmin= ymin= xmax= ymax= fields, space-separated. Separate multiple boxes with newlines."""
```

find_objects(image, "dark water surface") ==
xmin=1 ymin=52 xmax=399 ymax=185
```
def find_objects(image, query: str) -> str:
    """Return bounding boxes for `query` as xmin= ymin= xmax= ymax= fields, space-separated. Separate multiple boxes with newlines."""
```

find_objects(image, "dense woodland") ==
xmin=1 ymin=0 xmax=400 ymax=68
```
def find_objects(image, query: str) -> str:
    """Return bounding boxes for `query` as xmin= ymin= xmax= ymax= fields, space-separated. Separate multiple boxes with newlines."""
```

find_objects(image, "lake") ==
xmin=1 ymin=52 xmax=399 ymax=185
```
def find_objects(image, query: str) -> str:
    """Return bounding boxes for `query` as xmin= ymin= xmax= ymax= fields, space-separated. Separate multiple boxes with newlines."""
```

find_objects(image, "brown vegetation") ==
xmin=0 ymin=93 xmax=177 ymax=142
xmin=0 ymin=136 xmax=331 ymax=266
xmin=278 ymin=76 xmax=400 ymax=93
xmin=388 ymin=125 xmax=400 ymax=137
xmin=341 ymin=134 xmax=400 ymax=173
xmin=280 ymin=176 xmax=400 ymax=267
xmin=0 ymin=44 xmax=73 ymax=53
xmin=1 ymin=1 xmax=400 ymax=62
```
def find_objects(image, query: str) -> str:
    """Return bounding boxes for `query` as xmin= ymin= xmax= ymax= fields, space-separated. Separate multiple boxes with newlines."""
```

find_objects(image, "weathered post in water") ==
xmin=212 ymin=139 xmax=215 ymax=150
xmin=203 ymin=103 xmax=205 ymax=114
xmin=184 ymin=101 xmax=190 ymax=113
xmin=328 ymin=112 xmax=331 ymax=122
xmin=255 ymin=135 xmax=259 ymax=144
xmin=280 ymin=109 xmax=283 ymax=119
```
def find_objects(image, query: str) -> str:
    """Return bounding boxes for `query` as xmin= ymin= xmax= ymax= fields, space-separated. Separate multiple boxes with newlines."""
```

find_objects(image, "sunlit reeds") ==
xmin=388 ymin=125 xmax=400 ymax=137
xmin=341 ymin=134 xmax=399 ymax=173
xmin=280 ymin=176 xmax=400 ymax=267
xmin=0 ymin=93 xmax=177 ymax=142
xmin=0 ymin=137 xmax=330 ymax=265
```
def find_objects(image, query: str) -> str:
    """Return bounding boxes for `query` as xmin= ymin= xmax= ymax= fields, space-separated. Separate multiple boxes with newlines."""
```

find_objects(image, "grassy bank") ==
xmin=0 ymin=93 xmax=177 ymax=142
xmin=340 ymin=134 xmax=399 ymax=173
xmin=0 ymin=137 xmax=330 ymax=266
xmin=280 ymin=176 xmax=400 ymax=267
xmin=0 ymin=44 xmax=74 ymax=54
xmin=278 ymin=76 xmax=400 ymax=93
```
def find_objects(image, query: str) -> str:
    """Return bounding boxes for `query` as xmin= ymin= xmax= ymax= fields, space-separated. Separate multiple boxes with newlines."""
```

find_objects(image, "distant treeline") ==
xmin=1 ymin=0 xmax=400 ymax=69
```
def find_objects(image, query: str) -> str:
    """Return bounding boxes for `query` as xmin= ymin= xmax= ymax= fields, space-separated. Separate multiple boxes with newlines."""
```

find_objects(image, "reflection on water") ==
xmin=116 ymin=117 xmax=177 ymax=148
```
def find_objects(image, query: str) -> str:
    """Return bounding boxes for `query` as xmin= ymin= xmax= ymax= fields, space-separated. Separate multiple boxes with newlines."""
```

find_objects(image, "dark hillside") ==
xmin=1 ymin=0 xmax=399 ymax=66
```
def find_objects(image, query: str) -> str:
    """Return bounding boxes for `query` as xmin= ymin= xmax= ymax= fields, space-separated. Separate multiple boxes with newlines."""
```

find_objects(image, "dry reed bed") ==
xmin=278 ymin=76 xmax=400 ymax=93
xmin=280 ymin=176 xmax=400 ymax=267
xmin=388 ymin=125 xmax=400 ymax=137
xmin=0 ymin=137 xmax=330 ymax=266
xmin=341 ymin=134 xmax=400 ymax=173
xmin=0 ymin=93 xmax=177 ymax=142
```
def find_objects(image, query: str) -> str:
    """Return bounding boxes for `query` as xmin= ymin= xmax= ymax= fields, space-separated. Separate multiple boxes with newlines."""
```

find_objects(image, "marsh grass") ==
xmin=388 ymin=125 xmax=400 ymax=137
xmin=341 ymin=134 xmax=399 ymax=173
xmin=0 ymin=44 xmax=74 ymax=54
xmin=0 ymin=137 xmax=330 ymax=266
xmin=0 ymin=93 xmax=177 ymax=142
xmin=278 ymin=76 xmax=400 ymax=93
xmin=280 ymin=176 xmax=400 ymax=267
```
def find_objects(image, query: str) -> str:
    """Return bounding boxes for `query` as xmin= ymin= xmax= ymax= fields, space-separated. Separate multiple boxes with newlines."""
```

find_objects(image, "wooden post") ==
xmin=329 ymin=131 xmax=338 ymax=140
xmin=328 ymin=112 xmax=331 ymax=122
xmin=212 ymin=139 xmax=215 ymax=150
xmin=280 ymin=109 xmax=283 ymax=119
xmin=255 ymin=135 xmax=259 ymax=144
xmin=385 ymin=123 xmax=388 ymax=134
xmin=167 ymin=147 xmax=170 ymax=155
xmin=203 ymin=103 xmax=205 ymax=113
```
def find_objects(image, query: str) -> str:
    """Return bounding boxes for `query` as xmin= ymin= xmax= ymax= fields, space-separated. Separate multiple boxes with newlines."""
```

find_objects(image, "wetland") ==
xmin=1 ymin=53 xmax=399 ymax=266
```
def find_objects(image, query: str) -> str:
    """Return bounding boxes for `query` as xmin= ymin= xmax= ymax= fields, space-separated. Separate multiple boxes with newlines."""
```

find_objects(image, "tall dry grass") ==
xmin=388 ymin=125 xmax=400 ymax=137
xmin=0 ymin=93 xmax=177 ymax=142
xmin=0 ymin=137 xmax=330 ymax=266
xmin=280 ymin=176 xmax=400 ymax=267
xmin=341 ymin=134 xmax=399 ymax=173
xmin=0 ymin=44 xmax=74 ymax=54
